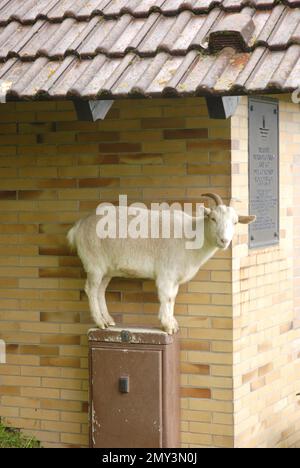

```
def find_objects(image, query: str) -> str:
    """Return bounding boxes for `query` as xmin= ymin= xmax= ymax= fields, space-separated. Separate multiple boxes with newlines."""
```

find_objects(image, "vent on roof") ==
xmin=208 ymin=13 xmax=255 ymax=53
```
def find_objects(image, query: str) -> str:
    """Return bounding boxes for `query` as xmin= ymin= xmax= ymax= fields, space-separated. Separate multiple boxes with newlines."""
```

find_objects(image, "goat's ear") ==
xmin=238 ymin=215 xmax=256 ymax=225
xmin=204 ymin=208 xmax=211 ymax=217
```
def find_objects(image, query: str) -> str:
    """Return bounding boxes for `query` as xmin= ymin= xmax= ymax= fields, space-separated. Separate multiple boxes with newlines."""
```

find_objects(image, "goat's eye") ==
xmin=211 ymin=217 xmax=217 ymax=223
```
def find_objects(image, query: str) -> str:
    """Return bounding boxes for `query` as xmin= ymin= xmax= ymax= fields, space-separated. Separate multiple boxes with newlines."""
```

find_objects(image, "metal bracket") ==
xmin=73 ymin=99 xmax=114 ymax=121
xmin=206 ymin=96 xmax=240 ymax=119
xmin=121 ymin=330 xmax=132 ymax=343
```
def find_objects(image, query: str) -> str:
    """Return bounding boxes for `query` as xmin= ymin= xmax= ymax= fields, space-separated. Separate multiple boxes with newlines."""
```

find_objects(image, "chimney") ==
xmin=207 ymin=12 xmax=255 ymax=53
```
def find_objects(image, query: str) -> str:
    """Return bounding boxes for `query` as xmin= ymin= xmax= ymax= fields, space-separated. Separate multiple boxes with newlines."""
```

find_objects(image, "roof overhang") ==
xmin=0 ymin=2 xmax=299 ymax=102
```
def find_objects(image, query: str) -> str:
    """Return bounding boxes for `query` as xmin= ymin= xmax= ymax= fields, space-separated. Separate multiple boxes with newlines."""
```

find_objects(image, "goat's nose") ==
xmin=221 ymin=238 xmax=229 ymax=245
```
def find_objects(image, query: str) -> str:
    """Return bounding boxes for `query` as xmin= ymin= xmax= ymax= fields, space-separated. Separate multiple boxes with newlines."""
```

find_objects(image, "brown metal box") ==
xmin=88 ymin=327 xmax=180 ymax=448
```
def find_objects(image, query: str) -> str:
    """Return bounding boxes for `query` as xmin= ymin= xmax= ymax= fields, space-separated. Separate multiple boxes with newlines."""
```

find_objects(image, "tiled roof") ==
xmin=0 ymin=0 xmax=300 ymax=100
xmin=1 ymin=0 xmax=300 ymax=23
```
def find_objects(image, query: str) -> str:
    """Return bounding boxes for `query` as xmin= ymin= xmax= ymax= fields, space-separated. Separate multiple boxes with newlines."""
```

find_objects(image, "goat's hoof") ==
xmin=106 ymin=321 xmax=116 ymax=328
xmin=106 ymin=316 xmax=116 ymax=327
xmin=162 ymin=318 xmax=179 ymax=335
xmin=96 ymin=322 xmax=108 ymax=330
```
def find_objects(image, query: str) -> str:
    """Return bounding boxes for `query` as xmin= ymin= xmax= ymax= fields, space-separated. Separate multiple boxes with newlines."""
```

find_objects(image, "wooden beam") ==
xmin=206 ymin=96 xmax=240 ymax=119
xmin=74 ymin=100 xmax=114 ymax=121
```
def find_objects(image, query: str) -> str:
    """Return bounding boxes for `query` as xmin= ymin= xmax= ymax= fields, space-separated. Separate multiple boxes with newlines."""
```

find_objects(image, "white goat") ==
xmin=67 ymin=193 xmax=255 ymax=334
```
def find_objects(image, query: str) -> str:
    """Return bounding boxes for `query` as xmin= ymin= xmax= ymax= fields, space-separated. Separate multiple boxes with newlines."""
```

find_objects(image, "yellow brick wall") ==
xmin=0 ymin=98 xmax=234 ymax=448
xmin=0 ymin=96 xmax=299 ymax=448
xmin=231 ymin=96 xmax=300 ymax=448
xmin=293 ymin=102 xmax=300 ymax=329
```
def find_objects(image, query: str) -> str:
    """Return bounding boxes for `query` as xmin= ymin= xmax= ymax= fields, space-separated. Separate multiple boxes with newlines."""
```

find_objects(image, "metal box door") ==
xmin=91 ymin=348 xmax=163 ymax=448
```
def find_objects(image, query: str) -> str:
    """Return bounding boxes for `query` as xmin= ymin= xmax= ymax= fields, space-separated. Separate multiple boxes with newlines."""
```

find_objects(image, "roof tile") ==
xmin=208 ymin=11 xmax=255 ymax=51
xmin=0 ymin=1 xmax=299 ymax=99
xmin=268 ymin=7 xmax=300 ymax=48
xmin=2 ymin=1 xmax=300 ymax=26
xmin=1 ymin=6 xmax=300 ymax=62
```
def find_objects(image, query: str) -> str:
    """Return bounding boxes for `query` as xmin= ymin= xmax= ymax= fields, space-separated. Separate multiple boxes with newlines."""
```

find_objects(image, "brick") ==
xmin=0 ymin=123 xmax=17 ymax=133
xmin=99 ymin=143 xmax=141 ymax=153
xmin=187 ymin=139 xmax=231 ymax=151
xmin=40 ymin=312 xmax=80 ymax=324
xmin=20 ymin=367 xmax=61 ymax=378
xmin=78 ymin=178 xmax=119 ymax=188
xmin=38 ymin=179 xmax=77 ymax=189
xmin=61 ymin=412 xmax=88 ymax=423
xmin=28 ymin=430 xmax=60 ymax=444
xmin=188 ymin=163 xmax=230 ymax=175
xmin=40 ymin=357 xmax=81 ymax=368
xmin=120 ymin=107 xmax=161 ymax=119
xmin=77 ymin=131 xmax=120 ymax=143
xmin=78 ymin=154 xmax=119 ymax=165
xmin=213 ymin=435 xmax=233 ymax=448
xmin=142 ymin=141 xmax=186 ymax=153
xmin=39 ymin=267 xmax=81 ymax=279
xmin=0 ymin=363 xmax=21 ymax=375
xmin=42 ymin=378 xmax=82 ymax=390
xmin=0 ymin=406 xmax=19 ymax=417
xmin=280 ymin=321 xmax=293 ymax=334
xmin=141 ymin=118 xmax=184 ymax=129
xmin=181 ymin=432 xmax=212 ymax=446
xmin=5 ymin=417 xmax=40 ymax=431
xmin=18 ymin=345 xmax=59 ymax=356
xmin=258 ymin=363 xmax=273 ymax=377
xmin=164 ymin=129 xmax=208 ymax=140
xmin=1 ymin=396 xmax=40 ymax=408
xmin=20 ymin=408 xmax=60 ymax=421
xmin=0 ymin=386 xmax=20 ymax=396
xmin=21 ymin=387 xmax=60 ymax=399
xmin=41 ymin=420 xmax=81 ymax=433
xmin=0 ymin=278 xmax=18 ymax=288
xmin=58 ymin=166 xmax=98 ymax=178
xmin=61 ymin=433 xmax=89 ymax=446
xmin=37 ymin=132 xmax=76 ymax=145
xmin=181 ymin=388 xmax=211 ymax=399
xmin=0 ymin=191 xmax=17 ymax=200
xmin=189 ymin=422 xmax=233 ymax=436
xmin=181 ymin=363 xmax=210 ymax=375
xmin=60 ymin=390 xmax=88 ymax=401
xmin=0 ymin=112 xmax=35 ymax=123
xmin=36 ymin=111 xmax=76 ymax=122
xmin=41 ymin=399 xmax=81 ymax=412
xmin=181 ymin=340 xmax=211 ymax=352
xmin=119 ymin=153 xmax=163 ymax=165
xmin=250 ymin=378 xmax=266 ymax=392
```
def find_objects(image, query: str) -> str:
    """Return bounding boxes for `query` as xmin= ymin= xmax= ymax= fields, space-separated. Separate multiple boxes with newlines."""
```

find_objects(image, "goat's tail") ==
xmin=67 ymin=220 xmax=81 ymax=252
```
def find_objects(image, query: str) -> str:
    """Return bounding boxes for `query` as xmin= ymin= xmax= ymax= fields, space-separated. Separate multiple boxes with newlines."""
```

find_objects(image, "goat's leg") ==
xmin=156 ymin=280 xmax=179 ymax=335
xmin=85 ymin=274 xmax=107 ymax=329
xmin=98 ymin=276 xmax=115 ymax=327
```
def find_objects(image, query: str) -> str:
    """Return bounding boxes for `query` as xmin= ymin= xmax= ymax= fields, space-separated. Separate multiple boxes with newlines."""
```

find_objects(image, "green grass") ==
xmin=0 ymin=421 xmax=40 ymax=448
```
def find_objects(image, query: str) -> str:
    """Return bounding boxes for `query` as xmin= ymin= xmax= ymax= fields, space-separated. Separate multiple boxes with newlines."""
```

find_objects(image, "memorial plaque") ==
xmin=249 ymin=97 xmax=279 ymax=249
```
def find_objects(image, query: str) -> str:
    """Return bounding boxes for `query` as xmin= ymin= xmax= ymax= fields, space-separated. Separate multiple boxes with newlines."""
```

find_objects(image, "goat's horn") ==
xmin=201 ymin=193 xmax=224 ymax=206
xmin=230 ymin=197 xmax=242 ymax=206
